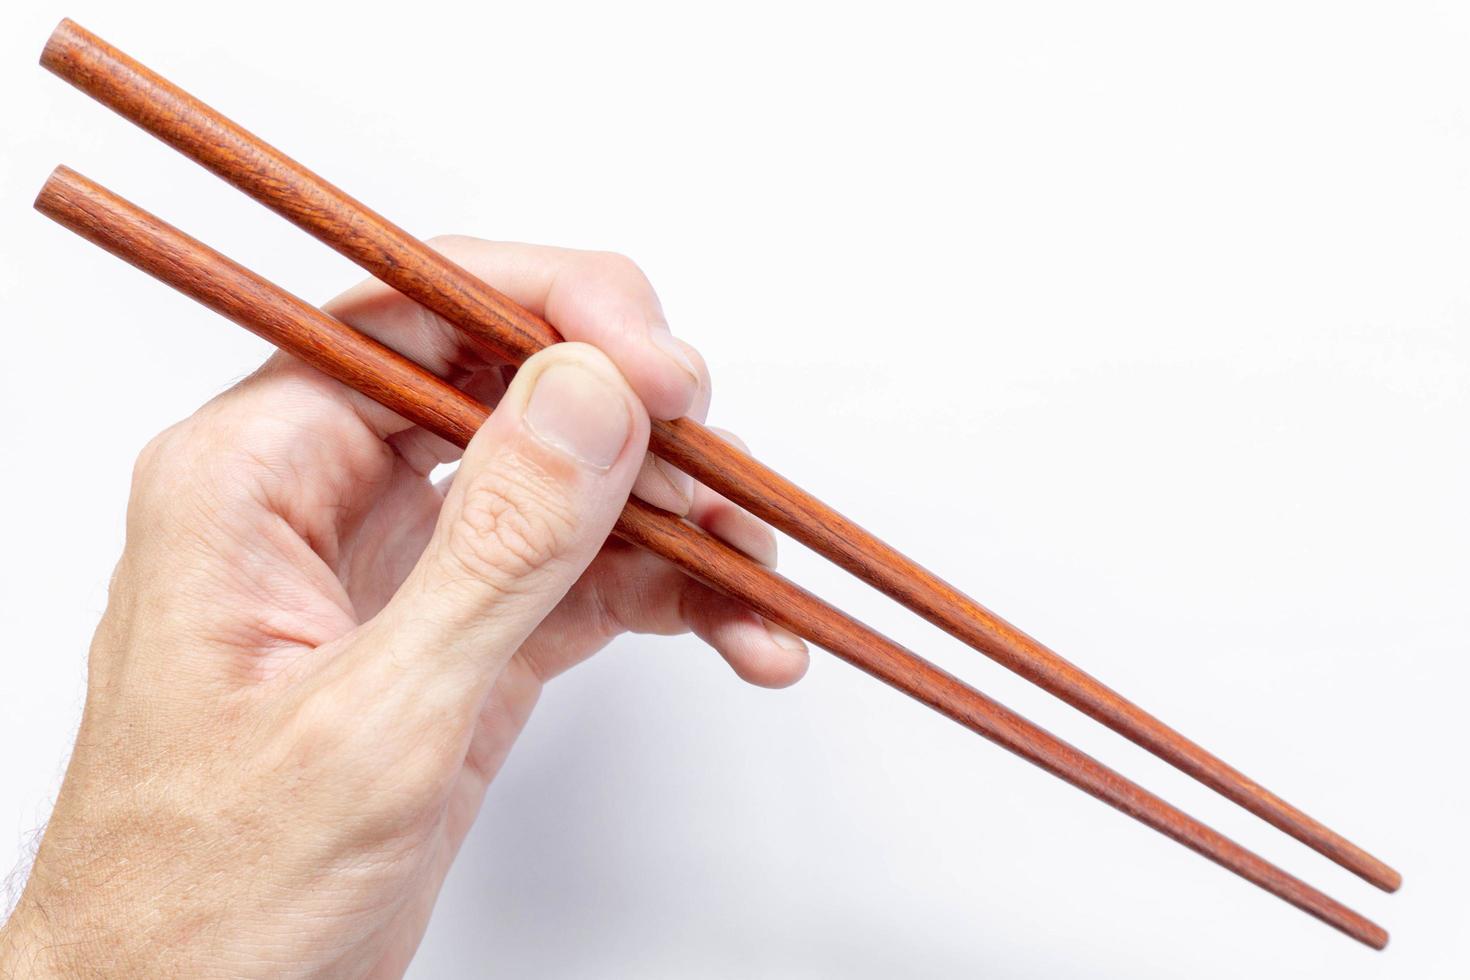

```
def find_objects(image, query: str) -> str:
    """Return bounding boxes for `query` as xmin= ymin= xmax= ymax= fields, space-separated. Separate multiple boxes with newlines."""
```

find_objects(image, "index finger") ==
xmin=324 ymin=236 xmax=708 ymax=423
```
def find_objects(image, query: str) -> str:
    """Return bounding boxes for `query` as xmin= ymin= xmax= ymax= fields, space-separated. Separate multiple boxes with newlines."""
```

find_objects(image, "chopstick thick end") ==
xmin=34 ymin=164 xmax=69 ymax=214
xmin=40 ymin=18 xmax=86 ymax=73
xmin=33 ymin=164 xmax=86 ymax=220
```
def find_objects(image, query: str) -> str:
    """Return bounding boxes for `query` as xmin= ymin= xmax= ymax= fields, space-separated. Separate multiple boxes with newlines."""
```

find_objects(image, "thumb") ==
xmin=360 ymin=342 xmax=648 ymax=712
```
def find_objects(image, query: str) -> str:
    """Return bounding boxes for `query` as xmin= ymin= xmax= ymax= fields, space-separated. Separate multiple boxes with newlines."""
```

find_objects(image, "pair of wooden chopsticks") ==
xmin=33 ymin=18 xmax=1395 ymax=948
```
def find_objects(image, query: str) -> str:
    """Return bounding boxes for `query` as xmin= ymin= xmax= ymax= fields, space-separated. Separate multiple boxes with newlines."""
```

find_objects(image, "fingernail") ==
xmin=655 ymin=456 xmax=694 ymax=505
xmin=524 ymin=362 xmax=632 ymax=470
xmin=651 ymin=329 xmax=700 ymax=386
xmin=765 ymin=621 xmax=807 ymax=654
xmin=630 ymin=454 xmax=694 ymax=515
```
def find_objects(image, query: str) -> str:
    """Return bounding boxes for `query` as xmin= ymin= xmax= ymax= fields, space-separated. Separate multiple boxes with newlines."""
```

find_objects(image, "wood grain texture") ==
xmin=33 ymin=165 xmax=1389 ymax=949
xmin=40 ymin=19 xmax=1399 ymax=899
xmin=36 ymin=18 xmax=1399 ymax=896
xmin=34 ymin=17 xmax=1399 ymax=899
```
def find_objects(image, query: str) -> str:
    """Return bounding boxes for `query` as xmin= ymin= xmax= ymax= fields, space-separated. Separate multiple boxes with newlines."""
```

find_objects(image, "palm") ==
xmin=5 ymin=240 xmax=805 ymax=980
xmin=200 ymin=353 xmax=770 ymax=975
xmin=184 ymin=359 xmax=601 ymax=974
xmin=141 ymin=240 xmax=803 ymax=976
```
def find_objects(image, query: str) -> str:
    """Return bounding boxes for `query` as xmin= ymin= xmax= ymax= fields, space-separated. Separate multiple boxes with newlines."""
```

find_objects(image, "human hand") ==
xmin=0 ymin=239 xmax=808 ymax=978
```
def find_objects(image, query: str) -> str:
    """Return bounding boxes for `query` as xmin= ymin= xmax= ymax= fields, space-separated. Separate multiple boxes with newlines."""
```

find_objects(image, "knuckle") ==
xmin=130 ymin=424 xmax=184 ymax=490
xmin=441 ymin=460 xmax=579 ymax=588
xmin=584 ymin=249 xmax=649 ymax=288
xmin=711 ymin=425 xmax=747 ymax=453
xmin=681 ymin=338 xmax=712 ymax=386
xmin=127 ymin=426 xmax=212 ymax=525
xmin=425 ymin=232 xmax=484 ymax=252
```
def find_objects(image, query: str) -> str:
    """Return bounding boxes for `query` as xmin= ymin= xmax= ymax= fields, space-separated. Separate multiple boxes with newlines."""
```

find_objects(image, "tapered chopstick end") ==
xmin=1379 ymin=866 xmax=1404 ymax=894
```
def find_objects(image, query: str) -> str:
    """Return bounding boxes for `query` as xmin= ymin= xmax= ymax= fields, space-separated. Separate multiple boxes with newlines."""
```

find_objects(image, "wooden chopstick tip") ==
xmin=1382 ymin=865 xmax=1403 ymax=894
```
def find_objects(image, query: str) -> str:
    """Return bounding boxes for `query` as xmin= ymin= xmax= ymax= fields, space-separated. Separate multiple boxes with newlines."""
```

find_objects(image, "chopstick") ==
xmin=35 ymin=19 xmax=1399 ymax=894
xmin=33 ymin=163 xmax=1389 ymax=949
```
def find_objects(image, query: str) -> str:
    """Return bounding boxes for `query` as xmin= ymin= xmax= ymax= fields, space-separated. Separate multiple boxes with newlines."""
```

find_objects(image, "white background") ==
xmin=2 ymin=2 xmax=1466 ymax=977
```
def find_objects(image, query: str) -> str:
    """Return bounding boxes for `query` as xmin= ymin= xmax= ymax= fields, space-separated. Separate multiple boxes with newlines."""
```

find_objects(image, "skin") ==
xmin=0 ymin=238 xmax=808 ymax=978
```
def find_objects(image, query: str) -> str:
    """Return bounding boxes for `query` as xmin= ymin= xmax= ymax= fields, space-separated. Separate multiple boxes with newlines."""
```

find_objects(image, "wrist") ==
xmin=2 ymin=826 xmax=173 ymax=977
xmin=0 ymin=903 xmax=75 ymax=979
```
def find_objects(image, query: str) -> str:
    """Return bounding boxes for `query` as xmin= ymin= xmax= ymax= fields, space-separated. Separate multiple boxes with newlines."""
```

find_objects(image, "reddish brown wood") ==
xmin=34 ymin=165 xmax=1390 ymax=949
xmin=37 ymin=19 xmax=1400 ymax=895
